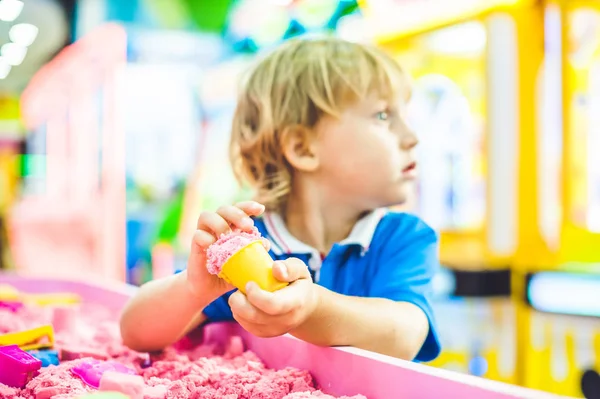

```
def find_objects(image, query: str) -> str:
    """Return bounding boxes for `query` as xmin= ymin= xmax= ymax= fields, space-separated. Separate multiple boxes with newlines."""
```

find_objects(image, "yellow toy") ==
xmin=0 ymin=284 xmax=80 ymax=306
xmin=219 ymin=241 xmax=288 ymax=294
xmin=0 ymin=325 xmax=55 ymax=351
xmin=0 ymin=284 xmax=20 ymax=301
xmin=25 ymin=293 xmax=81 ymax=306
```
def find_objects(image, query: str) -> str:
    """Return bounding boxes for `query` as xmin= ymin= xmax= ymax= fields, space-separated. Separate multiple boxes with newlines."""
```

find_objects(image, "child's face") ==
xmin=314 ymin=91 xmax=417 ymax=209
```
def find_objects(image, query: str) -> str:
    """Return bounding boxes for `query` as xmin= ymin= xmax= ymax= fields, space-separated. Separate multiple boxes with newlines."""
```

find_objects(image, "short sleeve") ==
xmin=369 ymin=215 xmax=441 ymax=362
xmin=202 ymin=291 xmax=235 ymax=322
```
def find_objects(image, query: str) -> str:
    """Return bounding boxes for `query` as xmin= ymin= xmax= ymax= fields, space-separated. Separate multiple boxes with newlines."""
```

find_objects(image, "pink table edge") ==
xmin=0 ymin=273 xmax=573 ymax=399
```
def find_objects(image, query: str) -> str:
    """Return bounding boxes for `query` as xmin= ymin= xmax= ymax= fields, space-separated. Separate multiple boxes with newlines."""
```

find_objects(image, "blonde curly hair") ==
xmin=229 ymin=36 xmax=408 ymax=212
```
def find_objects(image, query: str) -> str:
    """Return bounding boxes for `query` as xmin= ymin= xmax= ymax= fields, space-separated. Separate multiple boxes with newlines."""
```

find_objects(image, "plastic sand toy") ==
xmin=0 ymin=345 xmax=42 ymax=388
xmin=27 ymin=349 xmax=60 ymax=367
xmin=26 ymin=292 xmax=81 ymax=306
xmin=0 ymin=325 xmax=55 ymax=351
xmin=71 ymin=359 xmax=138 ymax=389
xmin=0 ymin=284 xmax=20 ymax=301
xmin=206 ymin=228 xmax=288 ymax=294
xmin=0 ymin=284 xmax=80 ymax=306
xmin=0 ymin=300 xmax=23 ymax=312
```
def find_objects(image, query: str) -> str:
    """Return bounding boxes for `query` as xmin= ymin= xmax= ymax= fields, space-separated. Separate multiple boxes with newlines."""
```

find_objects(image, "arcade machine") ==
xmin=518 ymin=1 xmax=600 ymax=397
xmin=0 ymin=95 xmax=22 ymax=270
xmin=360 ymin=0 xmax=544 ymax=386
xmin=8 ymin=24 xmax=128 ymax=283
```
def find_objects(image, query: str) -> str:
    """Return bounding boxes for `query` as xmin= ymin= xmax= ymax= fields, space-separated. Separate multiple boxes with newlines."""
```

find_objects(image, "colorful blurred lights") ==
xmin=1 ymin=42 xmax=27 ymax=66
xmin=337 ymin=13 xmax=370 ymax=43
xmin=228 ymin=0 xmax=291 ymax=47
xmin=9 ymin=23 xmax=39 ymax=47
xmin=0 ymin=58 xmax=11 ymax=79
xmin=469 ymin=356 xmax=488 ymax=377
xmin=425 ymin=22 xmax=487 ymax=54
xmin=528 ymin=272 xmax=600 ymax=317
xmin=0 ymin=0 xmax=23 ymax=22
xmin=294 ymin=0 xmax=338 ymax=29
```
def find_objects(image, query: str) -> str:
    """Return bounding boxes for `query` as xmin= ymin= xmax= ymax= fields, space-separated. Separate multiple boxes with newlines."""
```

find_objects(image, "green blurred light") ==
xmin=182 ymin=0 xmax=235 ymax=34
xmin=144 ymin=0 xmax=191 ymax=29
xmin=21 ymin=154 xmax=45 ymax=177
xmin=295 ymin=0 xmax=338 ymax=28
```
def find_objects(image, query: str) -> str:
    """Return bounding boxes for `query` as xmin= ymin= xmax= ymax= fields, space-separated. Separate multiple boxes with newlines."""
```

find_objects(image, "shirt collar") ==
xmin=262 ymin=208 xmax=387 ymax=255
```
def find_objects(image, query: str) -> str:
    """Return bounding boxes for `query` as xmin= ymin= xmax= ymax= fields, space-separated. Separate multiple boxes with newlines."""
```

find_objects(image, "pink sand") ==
xmin=0 ymin=300 xmax=365 ymax=399
xmin=99 ymin=372 xmax=144 ymax=399
xmin=206 ymin=227 xmax=267 ymax=275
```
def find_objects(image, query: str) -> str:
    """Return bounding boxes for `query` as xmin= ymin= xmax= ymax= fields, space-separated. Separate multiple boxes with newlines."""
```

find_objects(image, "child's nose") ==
xmin=400 ymin=129 xmax=418 ymax=150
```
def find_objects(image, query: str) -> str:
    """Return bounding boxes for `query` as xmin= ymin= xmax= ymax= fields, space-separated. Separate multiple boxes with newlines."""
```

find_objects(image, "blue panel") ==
xmin=106 ymin=0 xmax=139 ymax=22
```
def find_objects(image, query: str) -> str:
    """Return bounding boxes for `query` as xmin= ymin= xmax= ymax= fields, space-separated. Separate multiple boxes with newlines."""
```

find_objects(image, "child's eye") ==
xmin=375 ymin=111 xmax=389 ymax=121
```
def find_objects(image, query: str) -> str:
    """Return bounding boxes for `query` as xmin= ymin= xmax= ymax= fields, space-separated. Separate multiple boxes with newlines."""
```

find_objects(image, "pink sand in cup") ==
xmin=0 ymin=299 xmax=365 ymax=399
xmin=206 ymin=227 xmax=268 ymax=275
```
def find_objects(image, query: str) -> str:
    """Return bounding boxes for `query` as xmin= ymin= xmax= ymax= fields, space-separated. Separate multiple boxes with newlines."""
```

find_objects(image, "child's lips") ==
xmin=402 ymin=162 xmax=417 ymax=178
xmin=402 ymin=162 xmax=416 ymax=172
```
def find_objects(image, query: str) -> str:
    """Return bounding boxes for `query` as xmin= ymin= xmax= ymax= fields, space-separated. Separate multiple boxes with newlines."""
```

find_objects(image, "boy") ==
xmin=120 ymin=36 xmax=441 ymax=362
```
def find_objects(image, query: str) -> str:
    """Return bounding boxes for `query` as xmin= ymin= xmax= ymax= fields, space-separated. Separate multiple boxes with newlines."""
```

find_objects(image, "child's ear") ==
xmin=281 ymin=125 xmax=319 ymax=172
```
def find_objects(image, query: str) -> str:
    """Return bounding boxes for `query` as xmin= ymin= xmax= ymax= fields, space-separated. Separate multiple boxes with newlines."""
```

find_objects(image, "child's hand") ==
xmin=187 ymin=201 xmax=266 ymax=299
xmin=228 ymin=258 xmax=318 ymax=338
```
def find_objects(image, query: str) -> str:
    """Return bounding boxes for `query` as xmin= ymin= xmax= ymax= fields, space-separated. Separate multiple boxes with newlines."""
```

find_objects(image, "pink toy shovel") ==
xmin=71 ymin=359 xmax=137 ymax=389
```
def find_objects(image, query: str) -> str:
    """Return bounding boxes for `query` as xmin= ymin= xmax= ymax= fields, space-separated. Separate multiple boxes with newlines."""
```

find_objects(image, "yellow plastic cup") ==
xmin=0 ymin=284 xmax=20 ymax=301
xmin=218 ymin=241 xmax=288 ymax=294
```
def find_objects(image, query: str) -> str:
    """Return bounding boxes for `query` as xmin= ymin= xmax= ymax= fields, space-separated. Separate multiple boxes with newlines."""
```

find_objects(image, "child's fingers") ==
xmin=262 ymin=239 xmax=271 ymax=252
xmin=244 ymin=283 xmax=283 ymax=315
xmin=272 ymin=259 xmax=311 ymax=283
xmin=229 ymin=290 xmax=266 ymax=323
xmin=234 ymin=201 xmax=265 ymax=217
xmin=216 ymin=205 xmax=254 ymax=230
xmin=245 ymin=281 xmax=310 ymax=316
xmin=230 ymin=289 xmax=288 ymax=331
xmin=191 ymin=230 xmax=216 ymax=252
xmin=197 ymin=211 xmax=231 ymax=237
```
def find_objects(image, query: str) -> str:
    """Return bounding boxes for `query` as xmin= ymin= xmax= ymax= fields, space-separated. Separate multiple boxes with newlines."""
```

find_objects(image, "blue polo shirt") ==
xmin=202 ymin=209 xmax=441 ymax=362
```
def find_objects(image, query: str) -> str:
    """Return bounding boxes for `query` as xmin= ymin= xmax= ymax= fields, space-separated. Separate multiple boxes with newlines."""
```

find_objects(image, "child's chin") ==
xmin=380 ymin=193 xmax=408 ymax=209
xmin=389 ymin=185 xmax=415 ymax=207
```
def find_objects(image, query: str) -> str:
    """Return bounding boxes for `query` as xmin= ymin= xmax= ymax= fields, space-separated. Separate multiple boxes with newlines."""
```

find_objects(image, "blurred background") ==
xmin=0 ymin=0 xmax=599 ymax=397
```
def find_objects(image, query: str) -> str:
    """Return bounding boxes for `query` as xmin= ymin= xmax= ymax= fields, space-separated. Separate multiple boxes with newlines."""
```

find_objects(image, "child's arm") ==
xmin=291 ymin=224 xmax=438 ymax=360
xmin=291 ymin=287 xmax=430 ymax=360
xmin=119 ymin=271 xmax=213 ymax=352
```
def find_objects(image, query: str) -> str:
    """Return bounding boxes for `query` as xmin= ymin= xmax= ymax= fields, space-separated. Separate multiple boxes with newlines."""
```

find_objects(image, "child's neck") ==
xmin=283 ymin=193 xmax=364 ymax=255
